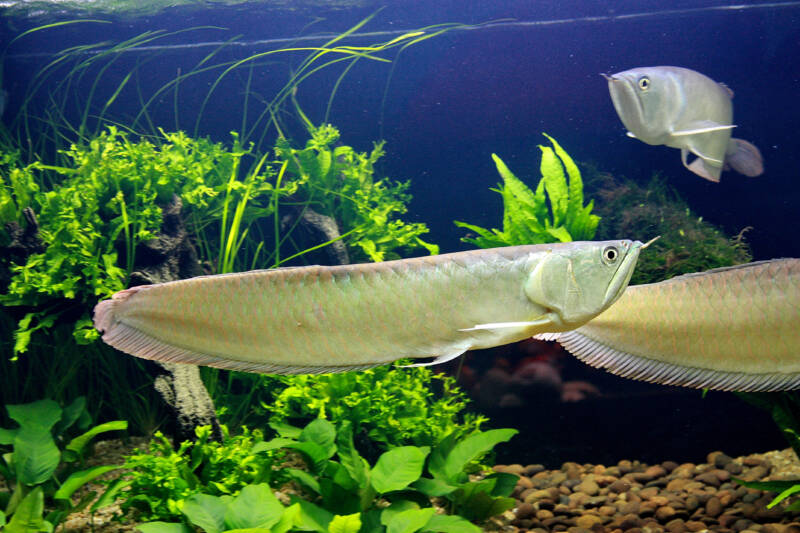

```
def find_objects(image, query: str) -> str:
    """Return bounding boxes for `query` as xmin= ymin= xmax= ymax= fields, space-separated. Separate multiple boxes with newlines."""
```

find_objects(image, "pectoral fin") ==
xmin=403 ymin=349 xmax=466 ymax=367
xmin=458 ymin=320 xmax=552 ymax=332
xmin=671 ymin=121 xmax=736 ymax=136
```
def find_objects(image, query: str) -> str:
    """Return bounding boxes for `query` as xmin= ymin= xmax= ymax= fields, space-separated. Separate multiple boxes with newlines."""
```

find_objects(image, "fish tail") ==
xmin=726 ymin=138 xmax=764 ymax=177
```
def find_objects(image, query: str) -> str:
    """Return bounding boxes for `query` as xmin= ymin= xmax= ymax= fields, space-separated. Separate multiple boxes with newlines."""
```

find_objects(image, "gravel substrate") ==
xmin=494 ymin=449 xmax=800 ymax=533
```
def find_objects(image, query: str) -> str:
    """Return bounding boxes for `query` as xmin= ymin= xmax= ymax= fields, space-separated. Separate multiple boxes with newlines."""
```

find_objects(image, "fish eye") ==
xmin=602 ymin=245 xmax=619 ymax=264
xmin=638 ymin=76 xmax=650 ymax=90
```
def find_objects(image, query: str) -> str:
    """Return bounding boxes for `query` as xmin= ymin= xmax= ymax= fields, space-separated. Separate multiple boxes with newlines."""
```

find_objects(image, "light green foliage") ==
xmin=592 ymin=173 xmax=751 ymax=284
xmin=0 ymin=151 xmax=38 ymax=232
xmin=132 ymin=419 xmax=516 ymax=532
xmin=735 ymin=477 xmax=800 ymax=512
xmin=121 ymin=425 xmax=288 ymax=521
xmin=262 ymin=364 xmax=487 ymax=453
xmin=1 ymin=127 xmax=277 ymax=352
xmin=455 ymin=133 xmax=599 ymax=247
xmin=274 ymin=123 xmax=438 ymax=262
xmin=0 ymin=397 xmax=127 ymax=530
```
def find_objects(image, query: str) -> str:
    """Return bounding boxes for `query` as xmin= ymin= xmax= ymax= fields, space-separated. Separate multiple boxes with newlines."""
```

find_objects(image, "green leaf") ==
xmin=411 ymin=477 xmax=458 ymax=497
xmin=300 ymin=418 xmax=337 ymax=459
xmin=0 ymin=510 xmax=5 ymax=527
xmin=5 ymin=486 xmax=49 ymax=533
xmin=0 ymin=427 xmax=17 ymax=444
xmin=328 ymin=513 xmax=362 ymax=533
xmin=293 ymin=498 xmax=333 ymax=533
xmin=91 ymin=478 xmax=131 ymax=512
xmin=271 ymin=503 xmax=301 ymax=533
xmin=54 ymin=396 xmax=87 ymax=437
xmin=54 ymin=464 xmax=122 ymax=501
xmin=385 ymin=508 xmax=435 ymax=533
xmin=336 ymin=422 xmax=368 ymax=487
xmin=371 ymin=446 xmax=429 ymax=493
xmin=7 ymin=400 xmax=62 ymax=431
xmin=443 ymin=429 xmax=517 ymax=482
xmin=224 ymin=484 xmax=283 ymax=530
xmin=13 ymin=426 xmax=61 ymax=485
xmin=285 ymin=468 xmax=321 ymax=494
xmin=135 ymin=523 xmax=193 ymax=533
xmin=486 ymin=472 xmax=519 ymax=497
xmin=63 ymin=420 xmax=128 ymax=461
xmin=182 ymin=494 xmax=227 ymax=533
xmin=422 ymin=514 xmax=481 ymax=533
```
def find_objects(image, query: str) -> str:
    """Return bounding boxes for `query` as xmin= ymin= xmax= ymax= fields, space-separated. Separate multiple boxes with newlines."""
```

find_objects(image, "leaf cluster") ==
xmin=260 ymin=365 xmax=487 ymax=455
xmin=120 ymin=425 xmax=288 ymax=522
xmin=132 ymin=418 xmax=518 ymax=533
xmin=455 ymin=133 xmax=599 ymax=247
xmin=0 ymin=397 xmax=127 ymax=531
xmin=274 ymin=123 xmax=438 ymax=262
xmin=1 ymin=127 xmax=277 ymax=352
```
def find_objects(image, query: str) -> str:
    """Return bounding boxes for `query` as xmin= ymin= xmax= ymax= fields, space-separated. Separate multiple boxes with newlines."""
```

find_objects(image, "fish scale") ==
xmin=537 ymin=259 xmax=800 ymax=391
xmin=94 ymin=240 xmax=642 ymax=374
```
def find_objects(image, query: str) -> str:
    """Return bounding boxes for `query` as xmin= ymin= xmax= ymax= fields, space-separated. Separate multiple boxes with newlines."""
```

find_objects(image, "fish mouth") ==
xmin=602 ymin=240 xmax=643 ymax=308
xmin=603 ymin=72 xmax=645 ymax=136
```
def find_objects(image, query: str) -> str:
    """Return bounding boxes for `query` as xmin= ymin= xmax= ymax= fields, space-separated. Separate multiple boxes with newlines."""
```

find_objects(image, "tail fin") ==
xmin=726 ymin=138 xmax=763 ymax=177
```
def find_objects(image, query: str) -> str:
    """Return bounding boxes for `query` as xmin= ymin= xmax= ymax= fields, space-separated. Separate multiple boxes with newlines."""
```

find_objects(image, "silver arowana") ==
xmin=604 ymin=66 xmax=763 ymax=182
xmin=537 ymin=259 xmax=800 ymax=392
xmin=94 ymin=240 xmax=642 ymax=374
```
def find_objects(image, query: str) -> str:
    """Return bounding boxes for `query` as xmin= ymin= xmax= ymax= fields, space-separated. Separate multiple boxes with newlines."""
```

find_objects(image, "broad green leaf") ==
xmin=5 ymin=486 xmax=48 ymax=533
xmin=328 ymin=513 xmax=362 ymax=533
xmin=271 ymin=503 xmax=301 ymax=533
xmin=456 ymin=490 xmax=516 ymax=521
xmin=7 ymin=400 xmax=62 ymax=431
xmin=135 ymin=523 xmax=193 ymax=533
xmin=0 ymin=510 xmax=5 ymax=527
xmin=380 ymin=500 xmax=420 ymax=525
xmin=54 ymin=464 xmax=122 ymax=501
xmin=14 ymin=426 xmax=61 ymax=485
xmin=182 ymin=494 xmax=227 ymax=533
xmin=336 ymin=422 xmax=368 ymax=487
xmin=422 ymin=514 xmax=481 ymax=533
xmin=64 ymin=420 xmax=128 ymax=461
xmin=487 ymin=472 xmax=519 ymax=497
xmin=285 ymin=467 xmax=321 ymax=494
xmin=54 ymin=396 xmax=87 ymax=436
xmin=427 ymin=432 xmax=459 ymax=481
xmin=292 ymin=498 xmax=333 ymax=533
xmin=411 ymin=477 xmax=457 ymax=497
xmin=224 ymin=484 xmax=283 ymax=530
xmin=443 ymin=429 xmax=517 ymax=482
xmin=300 ymin=419 xmax=337 ymax=459
xmin=385 ymin=508 xmax=435 ymax=533
xmin=371 ymin=446 xmax=428 ymax=493
xmin=250 ymin=437 xmax=297 ymax=455
xmin=545 ymin=226 xmax=572 ymax=243
xmin=0 ymin=427 xmax=17 ymax=444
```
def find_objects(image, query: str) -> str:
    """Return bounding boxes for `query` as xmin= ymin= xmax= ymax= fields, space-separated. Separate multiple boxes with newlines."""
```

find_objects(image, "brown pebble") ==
xmin=685 ymin=520 xmax=707 ymax=532
xmin=618 ymin=513 xmax=643 ymax=529
xmin=706 ymin=495 xmax=723 ymax=517
xmin=662 ymin=461 xmax=679 ymax=472
xmin=650 ymin=496 xmax=670 ymax=507
xmin=598 ymin=505 xmax=616 ymax=516
xmin=639 ymin=486 xmax=659 ymax=499
xmin=619 ymin=501 xmax=640 ymax=515
xmin=609 ymin=479 xmax=632 ymax=493
xmin=575 ymin=514 xmax=603 ymax=529
xmin=536 ymin=509 xmax=554 ymax=520
xmin=742 ymin=465 xmax=769 ymax=481
xmin=655 ymin=505 xmax=677 ymax=522
xmin=666 ymin=478 xmax=690 ymax=491
xmin=618 ymin=460 xmax=633 ymax=474
xmin=575 ymin=479 xmax=600 ymax=496
xmin=526 ymin=464 xmax=546 ymax=475
xmin=517 ymin=476 xmax=534 ymax=490
xmin=725 ymin=462 xmax=744 ymax=475
xmin=516 ymin=502 xmax=536 ymax=519
xmin=695 ymin=472 xmax=722 ymax=487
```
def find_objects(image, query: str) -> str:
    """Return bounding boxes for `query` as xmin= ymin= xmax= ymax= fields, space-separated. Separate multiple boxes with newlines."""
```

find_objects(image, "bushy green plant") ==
xmin=261 ymin=364 xmax=487 ymax=454
xmin=120 ymin=424 xmax=288 ymax=521
xmin=132 ymin=418 xmax=518 ymax=532
xmin=0 ymin=397 xmax=127 ymax=531
xmin=591 ymin=173 xmax=751 ymax=284
xmin=274 ymin=123 xmax=438 ymax=263
xmin=1 ymin=127 xmax=279 ymax=352
xmin=455 ymin=133 xmax=599 ymax=247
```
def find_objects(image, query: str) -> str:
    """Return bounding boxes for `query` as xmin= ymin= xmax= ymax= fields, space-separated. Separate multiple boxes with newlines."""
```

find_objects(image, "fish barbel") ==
xmin=94 ymin=240 xmax=642 ymax=374
xmin=537 ymin=259 xmax=800 ymax=391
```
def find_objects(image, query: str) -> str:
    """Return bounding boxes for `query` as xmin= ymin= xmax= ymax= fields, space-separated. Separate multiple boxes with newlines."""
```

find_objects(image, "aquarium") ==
xmin=1 ymin=1 xmax=799 ymax=531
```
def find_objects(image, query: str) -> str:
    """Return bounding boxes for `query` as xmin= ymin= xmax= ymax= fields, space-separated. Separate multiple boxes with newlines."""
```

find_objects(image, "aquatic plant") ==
xmin=120 ymin=425 xmax=288 ymax=522
xmin=259 ymin=364 xmax=486 ymax=455
xmin=591 ymin=172 xmax=751 ymax=284
xmin=0 ymin=397 xmax=127 ymax=530
xmin=455 ymin=133 xmax=599 ymax=247
xmin=272 ymin=122 xmax=438 ymax=263
xmin=127 ymin=418 xmax=517 ymax=531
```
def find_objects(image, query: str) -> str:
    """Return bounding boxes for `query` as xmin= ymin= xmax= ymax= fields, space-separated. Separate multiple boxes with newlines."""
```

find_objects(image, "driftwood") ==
xmin=127 ymin=195 xmax=222 ymax=443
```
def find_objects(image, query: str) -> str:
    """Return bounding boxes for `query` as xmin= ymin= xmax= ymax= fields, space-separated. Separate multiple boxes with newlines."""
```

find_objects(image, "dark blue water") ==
xmin=3 ymin=0 xmax=798 ymax=259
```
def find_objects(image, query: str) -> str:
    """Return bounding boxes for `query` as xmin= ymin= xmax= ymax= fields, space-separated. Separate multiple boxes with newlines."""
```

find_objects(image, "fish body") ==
xmin=94 ymin=240 xmax=642 ymax=374
xmin=604 ymin=66 xmax=763 ymax=182
xmin=537 ymin=259 xmax=800 ymax=391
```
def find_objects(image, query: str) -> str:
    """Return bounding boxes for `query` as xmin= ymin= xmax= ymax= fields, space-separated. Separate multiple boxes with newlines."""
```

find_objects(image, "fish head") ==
xmin=524 ymin=239 xmax=643 ymax=331
xmin=604 ymin=67 xmax=683 ymax=145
